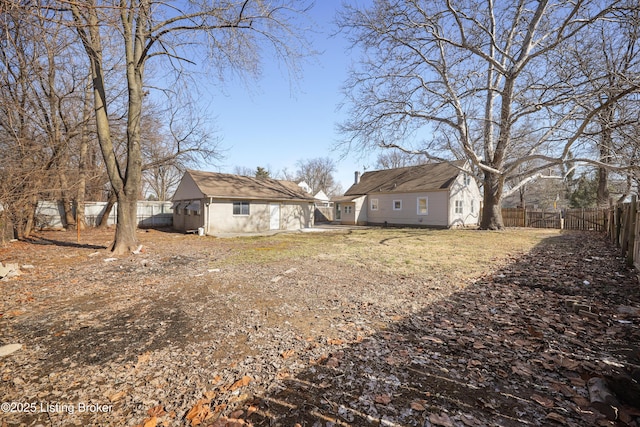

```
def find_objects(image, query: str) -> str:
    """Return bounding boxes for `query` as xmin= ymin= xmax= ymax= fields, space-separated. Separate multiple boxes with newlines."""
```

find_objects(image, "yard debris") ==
xmin=0 ymin=343 xmax=22 ymax=357
xmin=0 ymin=228 xmax=638 ymax=426
xmin=0 ymin=262 xmax=20 ymax=280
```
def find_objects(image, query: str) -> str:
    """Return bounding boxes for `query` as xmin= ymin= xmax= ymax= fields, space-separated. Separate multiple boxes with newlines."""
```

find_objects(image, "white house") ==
xmin=173 ymin=170 xmax=316 ymax=234
xmin=335 ymin=161 xmax=481 ymax=228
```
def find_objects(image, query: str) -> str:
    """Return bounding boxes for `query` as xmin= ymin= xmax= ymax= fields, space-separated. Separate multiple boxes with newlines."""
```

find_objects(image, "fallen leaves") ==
xmin=185 ymin=398 xmax=214 ymax=426
xmin=2 ymin=229 xmax=639 ymax=427
xmin=410 ymin=400 xmax=426 ymax=411
xmin=429 ymin=412 xmax=454 ymax=427
xmin=280 ymin=349 xmax=295 ymax=359
xmin=182 ymin=376 xmax=254 ymax=426
xmin=374 ymin=394 xmax=392 ymax=405
xmin=531 ymin=393 xmax=555 ymax=408
xmin=229 ymin=376 xmax=252 ymax=392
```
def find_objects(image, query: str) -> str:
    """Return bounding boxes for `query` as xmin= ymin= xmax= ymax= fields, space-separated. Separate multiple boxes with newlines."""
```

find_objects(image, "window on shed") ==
xmin=371 ymin=198 xmax=379 ymax=211
xmin=417 ymin=197 xmax=428 ymax=215
xmin=393 ymin=200 xmax=402 ymax=211
xmin=186 ymin=201 xmax=201 ymax=215
xmin=233 ymin=201 xmax=250 ymax=215
xmin=174 ymin=202 xmax=186 ymax=215
xmin=455 ymin=200 xmax=463 ymax=214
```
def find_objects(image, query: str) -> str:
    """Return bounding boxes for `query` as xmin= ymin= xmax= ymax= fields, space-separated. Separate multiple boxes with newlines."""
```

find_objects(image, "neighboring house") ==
xmin=297 ymin=181 xmax=312 ymax=194
xmin=172 ymin=170 xmax=316 ymax=234
xmin=313 ymin=190 xmax=332 ymax=207
xmin=335 ymin=161 xmax=481 ymax=228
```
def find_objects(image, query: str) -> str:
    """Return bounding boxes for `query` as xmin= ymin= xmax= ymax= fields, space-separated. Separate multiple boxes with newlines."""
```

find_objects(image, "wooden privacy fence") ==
xmin=606 ymin=196 xmax=640 ymax=268
xmin=503 ymin=198 xmax=640 ymax=268
xmin=564 ymin=208 xmax=609 ymax=231
xmin=502 ymin=207 xmax=607 ymax=230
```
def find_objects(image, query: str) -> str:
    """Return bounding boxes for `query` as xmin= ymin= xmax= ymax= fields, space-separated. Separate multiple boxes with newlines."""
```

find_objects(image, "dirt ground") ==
xmin=0 ymin=227 xmax=639 ymax=427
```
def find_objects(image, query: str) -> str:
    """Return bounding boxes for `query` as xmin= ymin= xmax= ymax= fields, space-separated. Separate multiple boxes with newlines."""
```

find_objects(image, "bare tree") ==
xmin=570 ymin=12 xmax=640 ymax=206
xmin=0 ymin=3 xmax=91 ymax=236
xmin=375 ymin=150 xmax=426 ymax=170
xmin=53 ymin=0 xmax=314 ymax=253
xmin=141 ymin=101 xmax=219 ymax=200
xmin=294 ymin=157 xmax=342 ymax=197
xmin=338 ymin=0 xmax=640 ymax=229
xmin=232 ymin=166 xmax=258 ymax=177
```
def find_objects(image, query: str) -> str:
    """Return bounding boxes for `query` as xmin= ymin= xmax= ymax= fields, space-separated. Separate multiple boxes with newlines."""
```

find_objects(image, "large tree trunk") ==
xmin=76 ymin=81 xmax=92 ymax=232
xmin=61 ymin=196 xmax=76 ymax=229
xmin=110 ymin=194 xmax=138 ymax=253
xmin=98 ymin=192 xmax=117 ymax=228
xmin=597 ymin=167 xmax=610 ymax=207
xmin=71 ymin=3 xmax=142 ymax=255
xmin=22 ymin=196 xmax=38 ymax=238
xmin=481 ymin=171 xmax=505 ymax=230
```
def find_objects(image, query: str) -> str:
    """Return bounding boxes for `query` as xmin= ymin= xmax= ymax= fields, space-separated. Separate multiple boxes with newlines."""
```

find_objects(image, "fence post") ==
xmin=627 ymin=196 xmax=637 ymax=267
xmin=622 ymin=203 xmax=630 ymax=255
xmin=615 ymin=204 xmax=622 ymax=247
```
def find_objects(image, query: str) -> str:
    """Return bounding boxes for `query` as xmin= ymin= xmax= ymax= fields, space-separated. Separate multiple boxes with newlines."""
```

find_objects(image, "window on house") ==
xmin=393 ymin=200 xmax=402 ymax=211
xmin=455 ymin=200 xmax=463 ymax=214
xmin=371 ymin=198 xmax=379 ymax=211
xmin=464 ymin=174 xmax=471 ymax=186
xmin=471 ymin=201 xmax=475 ymax=214
xmin=344 ymin=205 xmax=353 ymax=214
xmin=417 ymin=197 xmax=428 ymax=215
xmin=233 ymin=201 xmax=250 ymax=215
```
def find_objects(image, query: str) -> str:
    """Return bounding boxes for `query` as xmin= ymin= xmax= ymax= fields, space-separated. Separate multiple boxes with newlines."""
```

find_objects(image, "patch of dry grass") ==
xmin=215 ymin=227 xmax=561 ymax=281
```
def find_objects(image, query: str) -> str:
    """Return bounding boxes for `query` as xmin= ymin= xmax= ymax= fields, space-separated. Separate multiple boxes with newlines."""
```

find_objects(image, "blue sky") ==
xmin=199 ymin=1 xmax=375 ymax=192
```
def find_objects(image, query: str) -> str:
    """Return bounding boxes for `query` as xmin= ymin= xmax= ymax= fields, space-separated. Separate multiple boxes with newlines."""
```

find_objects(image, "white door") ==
xmin=270 ymin=203 xmax=280 ymax=230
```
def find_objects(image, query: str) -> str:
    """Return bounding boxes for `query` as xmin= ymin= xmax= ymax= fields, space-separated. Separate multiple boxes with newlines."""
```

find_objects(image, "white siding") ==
xmin=448 ymin=173 xmax=481 ymax=227
xmin=354 ymin=196 xmax=368 ymax=225
xmin=204 ymin=200 xmax=313 ymax=233
xmin=365 ymin=191 xmax=450 ymax=227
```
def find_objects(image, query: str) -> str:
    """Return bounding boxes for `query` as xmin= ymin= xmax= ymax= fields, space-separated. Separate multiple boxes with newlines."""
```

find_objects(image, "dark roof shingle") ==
xmin=186 ymin=170 xmax=315 ymax=201
xmin=344 ymin=161 xmax=465 ymax=196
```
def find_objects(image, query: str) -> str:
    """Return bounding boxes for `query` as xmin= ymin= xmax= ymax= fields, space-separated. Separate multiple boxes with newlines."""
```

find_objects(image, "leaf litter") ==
xmin=0 ymin=228 xmax=638 ymax=426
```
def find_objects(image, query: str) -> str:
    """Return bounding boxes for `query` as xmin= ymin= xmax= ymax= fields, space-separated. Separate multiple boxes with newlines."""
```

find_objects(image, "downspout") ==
xmin=204 ymin=197 xmax=212 ymax=235
xmin=447 ymin=188 xmax=451 ymax=228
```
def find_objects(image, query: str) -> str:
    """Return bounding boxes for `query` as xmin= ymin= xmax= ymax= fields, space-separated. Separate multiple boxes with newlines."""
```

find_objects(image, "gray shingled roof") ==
xmin=186 ymin=170 xmax=315 ymax=201
xmin=344 ymin=161 xmax=465 ymax=196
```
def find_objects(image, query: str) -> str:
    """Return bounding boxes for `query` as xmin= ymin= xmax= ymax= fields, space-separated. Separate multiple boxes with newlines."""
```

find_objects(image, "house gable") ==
xmin=173 ymin=171 xmax=206 ymax=201
xmin=338 ymin=161 xmax=480 ymax=228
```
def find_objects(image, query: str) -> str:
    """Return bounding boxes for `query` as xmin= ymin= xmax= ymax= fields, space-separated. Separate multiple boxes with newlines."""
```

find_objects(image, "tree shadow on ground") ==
xmin=233 ymin=232 xmax=640 ymax=426
xmin=22 ymin=236 xmax=107 ymax=250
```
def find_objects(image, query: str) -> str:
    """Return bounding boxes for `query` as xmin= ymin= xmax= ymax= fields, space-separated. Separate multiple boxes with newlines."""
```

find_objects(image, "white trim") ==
xmin=393 ymin=200 xmax=402 ymax=211
xmin=370 ymin=198 xmax=379 ymax=211
xmin=417 ymin=197 xmax=428 ymax=215
xmin=455 ymin=200 xmax=463 ymax=214
xmin=232 ymin=201 xmax=250 ymax=216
